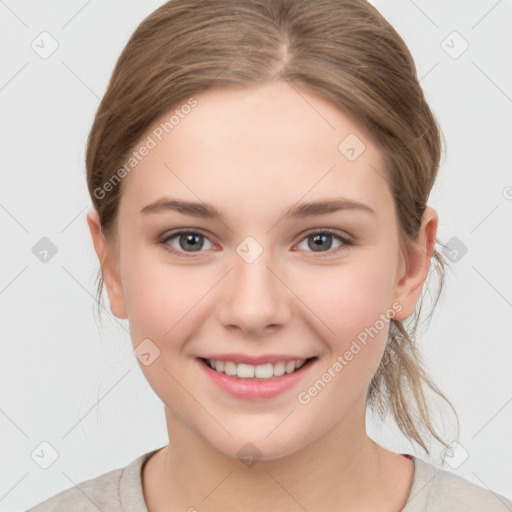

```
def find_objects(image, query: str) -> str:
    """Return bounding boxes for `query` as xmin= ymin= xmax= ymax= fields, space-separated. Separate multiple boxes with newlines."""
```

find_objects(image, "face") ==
xmin=88 ymin=81 xmax=435 ymax=461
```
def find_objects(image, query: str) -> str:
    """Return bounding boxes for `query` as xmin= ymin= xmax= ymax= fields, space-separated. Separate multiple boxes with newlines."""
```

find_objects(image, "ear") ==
xmin=391 ymin=206 xmax=438 ymax=321
xmin=86 ymin=206 xmax=127 ymax=319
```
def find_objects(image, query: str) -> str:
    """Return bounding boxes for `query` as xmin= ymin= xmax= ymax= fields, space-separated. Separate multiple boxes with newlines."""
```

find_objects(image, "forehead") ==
xmin=119 ymin=81 xmax=393 ymax=223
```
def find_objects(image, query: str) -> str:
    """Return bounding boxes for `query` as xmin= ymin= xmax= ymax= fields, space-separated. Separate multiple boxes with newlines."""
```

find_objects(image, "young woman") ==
xmin=28 ymin=0 xmax=511 ymax=510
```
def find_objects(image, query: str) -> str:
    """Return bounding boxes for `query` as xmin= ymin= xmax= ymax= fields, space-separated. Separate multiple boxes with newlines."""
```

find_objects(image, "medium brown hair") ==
xmin=86 ymin=0 xmax=457 ymax=453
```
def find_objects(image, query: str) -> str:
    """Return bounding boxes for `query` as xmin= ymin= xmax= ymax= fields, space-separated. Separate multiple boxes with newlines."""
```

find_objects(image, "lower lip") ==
xmin=197 ymin=358 xmax=317 ymax=400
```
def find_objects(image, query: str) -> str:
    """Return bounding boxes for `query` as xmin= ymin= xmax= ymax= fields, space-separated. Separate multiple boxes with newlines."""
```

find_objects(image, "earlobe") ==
xmin=391 ymin=207 xmax=438 ymax=321
xmin=86 ymin=207 xmax=127 ymax=319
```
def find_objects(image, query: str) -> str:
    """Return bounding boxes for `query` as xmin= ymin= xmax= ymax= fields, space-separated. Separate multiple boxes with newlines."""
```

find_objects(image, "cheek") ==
xmin=294 ymin=255 xmax=396 ymax=364
xmin=119 ymin=248 xmax=213 ymax=411
xmin=120 ymin=243 xmax=212 ymax=345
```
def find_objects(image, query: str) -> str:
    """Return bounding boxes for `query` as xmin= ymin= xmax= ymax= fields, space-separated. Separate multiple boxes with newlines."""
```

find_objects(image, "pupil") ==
xmin=181 ymin=233 xmax=202 ymax=252
xmin=309 ymin=233 xmax=332 ymax=252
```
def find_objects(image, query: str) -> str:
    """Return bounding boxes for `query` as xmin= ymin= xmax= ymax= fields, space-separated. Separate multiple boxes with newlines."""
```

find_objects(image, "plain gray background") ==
xmin=1 ymin=1 xmax=511 ymax=510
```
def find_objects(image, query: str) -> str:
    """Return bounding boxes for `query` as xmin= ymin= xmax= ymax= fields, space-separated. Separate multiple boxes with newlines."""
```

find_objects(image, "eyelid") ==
xmin=159 ymin=227 xmax=214 ymax=242
xmin=300 ymin=228 xmax=353 ymax=244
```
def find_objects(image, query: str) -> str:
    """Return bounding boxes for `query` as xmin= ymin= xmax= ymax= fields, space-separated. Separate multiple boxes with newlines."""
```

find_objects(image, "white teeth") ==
xmin=285 ymin=361 xmax=296 ymax=374
xmin=273 ymin=362 xmax=285 ymax=376
xmin=254 ymin=363 xmax=273 ymax=379
xmin=224 ymin=361 xmax=237 ymax=376
xmin=237 ymin=363 xmax=255 ymax=378
xmin=206 ymin=358 xmax=309 ymax=379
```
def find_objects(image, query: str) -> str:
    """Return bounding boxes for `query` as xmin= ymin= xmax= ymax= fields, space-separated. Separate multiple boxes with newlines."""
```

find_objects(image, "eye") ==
xmin=296 ymin=229 xmax=352 ymax=256
xmin=159 ymin=228 xmax=352 ymax=258
xmin=160 ymin=230 xmax=214 ymax=256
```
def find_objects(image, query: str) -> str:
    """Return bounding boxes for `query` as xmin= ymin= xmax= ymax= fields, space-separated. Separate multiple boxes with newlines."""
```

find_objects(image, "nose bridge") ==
xmin=218 ymin=240 xmax=289 ymax=334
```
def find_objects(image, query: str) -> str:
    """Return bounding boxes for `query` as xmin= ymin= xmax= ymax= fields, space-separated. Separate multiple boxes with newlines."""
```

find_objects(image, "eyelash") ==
xmin=158 ymin=229 xmax=353 ymax=259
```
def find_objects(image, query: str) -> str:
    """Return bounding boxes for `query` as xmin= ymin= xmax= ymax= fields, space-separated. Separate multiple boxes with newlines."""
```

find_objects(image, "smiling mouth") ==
xmin=198 ymin=357 xmax=318 ymax=380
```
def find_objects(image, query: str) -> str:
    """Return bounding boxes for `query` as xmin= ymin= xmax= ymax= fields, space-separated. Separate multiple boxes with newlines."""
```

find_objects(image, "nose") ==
xmin=217 ymin=248 xmax=292 ymax=336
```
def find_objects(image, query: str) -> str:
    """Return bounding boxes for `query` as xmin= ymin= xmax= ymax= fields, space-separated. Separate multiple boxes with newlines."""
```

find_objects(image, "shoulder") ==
xmin=403 ymin=456 xmax=512 ymax=512
xmin=26 ymin=450 xmax=158 ymax=512
xmin=26 ymin=465 xmax=125 ymax=512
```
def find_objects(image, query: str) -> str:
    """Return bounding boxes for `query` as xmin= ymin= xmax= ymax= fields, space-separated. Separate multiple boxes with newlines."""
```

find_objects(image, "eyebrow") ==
xmin=139 ymin=197 xmax=376 ymax=221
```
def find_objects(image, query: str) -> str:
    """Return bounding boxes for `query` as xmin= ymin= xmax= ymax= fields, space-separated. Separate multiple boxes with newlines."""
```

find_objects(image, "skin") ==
xmin=87 ymin=81 xmax=438 ymax=512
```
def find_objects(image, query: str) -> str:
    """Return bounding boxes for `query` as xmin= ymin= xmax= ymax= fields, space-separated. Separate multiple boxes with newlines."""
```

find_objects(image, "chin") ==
xmin=199 ymin=418 xmax=323 ymax=465
xmin=216 ymin=437 xmax=304 ymax=464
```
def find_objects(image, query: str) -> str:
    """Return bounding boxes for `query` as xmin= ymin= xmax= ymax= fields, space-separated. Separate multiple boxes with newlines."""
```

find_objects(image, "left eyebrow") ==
xmin=281 ymin=198 xmax=376 ymax=220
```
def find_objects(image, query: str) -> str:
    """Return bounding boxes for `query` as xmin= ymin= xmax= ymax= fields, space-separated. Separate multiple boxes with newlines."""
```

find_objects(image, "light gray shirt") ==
xmin=27 ymin=449 xmax=512 ymax=511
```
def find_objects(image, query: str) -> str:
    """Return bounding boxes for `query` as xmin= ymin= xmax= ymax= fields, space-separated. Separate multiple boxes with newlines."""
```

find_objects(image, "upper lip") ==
xmin=198 ymin=354 xmax=317 ymax=365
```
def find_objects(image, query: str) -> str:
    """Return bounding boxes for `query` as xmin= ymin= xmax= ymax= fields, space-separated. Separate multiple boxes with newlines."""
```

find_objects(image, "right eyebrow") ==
xmin=140 ymin=198 xmax=225 ymax=221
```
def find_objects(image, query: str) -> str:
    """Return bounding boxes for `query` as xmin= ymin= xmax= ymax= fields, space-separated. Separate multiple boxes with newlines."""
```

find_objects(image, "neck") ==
xmin=143 ymin=400 xmax=414 ymax=512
